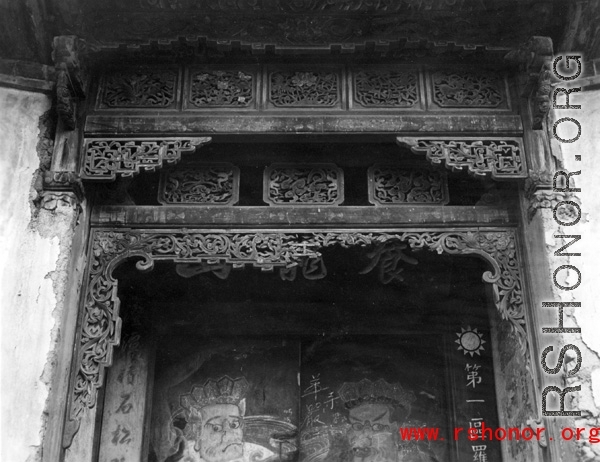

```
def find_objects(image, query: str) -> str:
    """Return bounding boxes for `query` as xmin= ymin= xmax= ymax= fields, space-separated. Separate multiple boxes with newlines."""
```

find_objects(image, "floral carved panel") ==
xmin=268 ymin=69 xmax=341 ymax=108
xmin=353 ymin=69 xmax=419 ymax=108
xmin=158 ymin=163 xmax=240 ymax=205
xmin=81 ymin=137 xmax=212 ymax=181
xmin=397 ymin=137 xmax=527 ymax=179
xmin=98 ymin=69 xmax=179 ymax=109
xmin=63 ymin=229 xmax=531 ymax=449
xmin=187 ymin=69 xmax=255 ymax=108
xmin=431 ymin=71 xmax=506 ymax=108
xmin=264 ymin=163 xmax=344 ymax=205
xmin=368 ymin=166 xmax=449 ymax=205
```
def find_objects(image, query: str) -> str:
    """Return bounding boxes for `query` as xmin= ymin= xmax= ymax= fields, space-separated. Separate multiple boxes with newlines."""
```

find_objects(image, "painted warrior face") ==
xmin=194 ymin=404 xmax=244 ymax=462
xmin=347 ymin=403 xmax=398 ymax=462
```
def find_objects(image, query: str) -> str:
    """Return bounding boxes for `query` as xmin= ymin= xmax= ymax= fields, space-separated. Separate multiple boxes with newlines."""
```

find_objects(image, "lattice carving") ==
xmin=269 ymin=71 xmax=339 ymax=107
xmin=63 ymin=229 xmax=529 ymax=448
xmin=189 ymin=70 xmax=254 ymax=107
xmin=368 ymin=166 xmax=448 ymax=205
xmin=81 ymin=137 xmax=212 ymax=180
xmin=99 ymin=70 xmax=178 ymax=108
xmin=397 ymin=137 xmax=526 ymax=179
xmin=158 ymin=163 xmax=239 ymax=205
xmin=264 ymin=163 xmax=344 ymax=205
xmin=431 ymin=71 xmax=504 ymax=108
xmin=353 ymin=69 xmax=418 ymax=107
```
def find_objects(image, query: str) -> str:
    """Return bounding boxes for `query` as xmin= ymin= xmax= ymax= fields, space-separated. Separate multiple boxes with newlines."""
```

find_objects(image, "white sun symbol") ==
xmin=455 ymin=326 xmax=486 ymax=357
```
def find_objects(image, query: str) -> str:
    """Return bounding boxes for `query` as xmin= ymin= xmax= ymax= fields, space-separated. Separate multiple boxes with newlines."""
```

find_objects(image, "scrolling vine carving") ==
xmin=431 ymin=71 xmax=504 ymax=107
xmin=396 ymin=137 xmax=527 ymax=179
xmin=354 ymin=69 xmax=418 ymax=107
xmin=63 ymin=229 xmax=528 ymax=447
xmin=100 ymin=70 xmax=178 ymax=108
xmin=81 ymin=137 xmax=212 ymax=180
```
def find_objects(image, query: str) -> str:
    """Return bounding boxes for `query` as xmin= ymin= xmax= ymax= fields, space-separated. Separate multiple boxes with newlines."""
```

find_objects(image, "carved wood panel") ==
xmin=158 ymin=163 xmax=240 ymax=206
xmin=62 ymin=228 xmax=532 ymax=452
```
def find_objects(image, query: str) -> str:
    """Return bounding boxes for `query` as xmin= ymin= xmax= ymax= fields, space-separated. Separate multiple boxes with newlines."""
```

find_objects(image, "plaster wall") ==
xmin=0 ymin=87 xmax=69 ymax=462
xmin=546 ymin=87 xmax=600 ymax=461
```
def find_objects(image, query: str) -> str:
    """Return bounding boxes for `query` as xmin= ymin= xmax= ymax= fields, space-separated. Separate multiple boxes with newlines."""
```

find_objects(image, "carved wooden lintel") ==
xmin=505 ymin=36 xmax=554 ymax=130
xmin=396 ymin=137 xmax=527 ymax=179
xmin=80 ymin=137 xmax=212 ymax=180
xmin=63 ymin=228 xmax=529 ymax=448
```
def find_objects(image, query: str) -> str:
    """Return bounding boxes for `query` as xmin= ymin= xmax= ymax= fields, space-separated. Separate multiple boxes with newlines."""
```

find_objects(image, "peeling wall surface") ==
xmin=548 ymin=87 xmax=600 ymax=461
xmin=0 ymin=87 xmax=59 ymax=462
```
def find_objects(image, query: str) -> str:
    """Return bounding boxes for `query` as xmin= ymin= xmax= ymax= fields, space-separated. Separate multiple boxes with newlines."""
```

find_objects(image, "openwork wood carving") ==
xmin=397 ymin=137 xmax=527 ymax=179
xmin=431 ymin=71 xmax=504 ymax=108
xmin=264 ymin=164 xmax=344 ymax=205
xmin=269 ymin=71 xmax=339 ymax=107
xmin=368 ymin=166 xmax=448 ymax=205
xmin=99 ymin=70 xmax=178 ymax=108
xmin=81 ymin=137 xmax=212 ymax=180
xmin=189 ymin=70 xmax=254 ymax=107
xmin=63 ymin=228 xmax=528 ymax=447
xmin=353 ymin=69 xmax=419 ymax=108
xmin=158 ymin=163 xmax=240 ymax=205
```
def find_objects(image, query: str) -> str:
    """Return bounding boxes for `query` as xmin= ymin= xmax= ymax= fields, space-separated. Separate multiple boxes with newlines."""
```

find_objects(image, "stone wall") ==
xmin=0 ymin=86 xmax=86 ymax=462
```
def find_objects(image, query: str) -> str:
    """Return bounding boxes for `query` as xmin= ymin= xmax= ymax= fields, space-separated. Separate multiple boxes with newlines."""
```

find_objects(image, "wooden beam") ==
xmin=92 ymin=205 xmax=514 ymax=228
xmin=85 ymin=114 xmax=523 ymax=136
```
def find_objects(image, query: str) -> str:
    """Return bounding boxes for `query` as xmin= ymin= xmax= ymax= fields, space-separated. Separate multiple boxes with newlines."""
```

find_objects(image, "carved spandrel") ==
xmin=264 ymin=164 xmax=344 ymax=205
xmin=268 ymin=70 xmax=340 ymax=108
xmin=63 ymin=229 xmax=530 ymax=449
xmin=81 ymin=137 xmax=212 ymax=181
xmin=353 ymin=69 xmax=419 ymax=108
xmin=431 ymin=71 xmax=505 ymax=108
xmin=188 ymin=70 xmax=254 ymax=108
xmin=98 ymin=69 xmax=178 ymax=109
xmin=368 ymin=166 xmax=449 ymax=205
xmin=158 ymin=163 xmax=240 ymax=205
xmin=397 ymin=137 xmax=527 ymax=180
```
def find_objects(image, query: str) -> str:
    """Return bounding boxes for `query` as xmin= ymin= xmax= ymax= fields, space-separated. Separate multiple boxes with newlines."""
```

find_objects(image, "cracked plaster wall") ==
xmin=0 ymin=86 xmax=78 ymax=462
xmin=544 ymin=87 xmax=600 ymax=461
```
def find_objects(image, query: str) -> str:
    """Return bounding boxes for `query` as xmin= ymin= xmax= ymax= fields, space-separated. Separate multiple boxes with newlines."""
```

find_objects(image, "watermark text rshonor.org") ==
xmin=540 ymin=54 xmax=584 ymax=417
xmin=398 ymin=426 xmax=600 ymax=443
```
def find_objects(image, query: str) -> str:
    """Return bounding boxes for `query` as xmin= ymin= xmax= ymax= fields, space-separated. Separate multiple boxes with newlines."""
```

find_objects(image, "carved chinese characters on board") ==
xmin=264 ymin=164 xmax=344 ymax=205
xmin=159 ymin=163 xmax=240 ymax=205
xmin=368 ymin=166 xmax=448 ymax=205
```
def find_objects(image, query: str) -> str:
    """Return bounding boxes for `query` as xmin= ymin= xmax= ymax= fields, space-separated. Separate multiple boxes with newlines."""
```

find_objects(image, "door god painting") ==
xmin=167 ymin=376 xmax=275 ymax=462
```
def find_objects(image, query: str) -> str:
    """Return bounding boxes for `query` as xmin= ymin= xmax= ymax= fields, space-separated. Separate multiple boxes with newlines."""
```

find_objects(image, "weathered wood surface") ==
xmin=98 ymin=336 xmax=153 ymax=462
xmin=92 ymin=205 xmax=514 ymax=228
xmin=85 ymin=114 xmax=523 ymax=136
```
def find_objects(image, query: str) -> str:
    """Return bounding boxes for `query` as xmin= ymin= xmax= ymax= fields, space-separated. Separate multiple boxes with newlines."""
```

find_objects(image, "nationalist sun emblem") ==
xmin=455 ymin=326 xmax=486 ymax=357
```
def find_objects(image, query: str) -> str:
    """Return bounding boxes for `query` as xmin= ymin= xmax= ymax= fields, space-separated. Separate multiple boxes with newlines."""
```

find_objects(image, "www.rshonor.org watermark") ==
xmin=398 ymin=426 xmax=600 ymax=442
xmin=540 ymin=55 xmax=584 ymax=417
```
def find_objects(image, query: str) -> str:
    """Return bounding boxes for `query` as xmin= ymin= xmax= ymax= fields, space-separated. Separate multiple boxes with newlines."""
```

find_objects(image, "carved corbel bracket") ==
xmin=40 ymin=171 xmax=84 ymax=211
xmin=524 ymin=169 xmax=580 ymax=222
xmin=505 ymin=36 xmax=554 ymax=130
xmin=80 ymin=137 xmax=212 ymax=180
xmin=52 ymin=36 xmax=87 ymax=131
xmin=396 ymin=137 xmax=527 ymax=179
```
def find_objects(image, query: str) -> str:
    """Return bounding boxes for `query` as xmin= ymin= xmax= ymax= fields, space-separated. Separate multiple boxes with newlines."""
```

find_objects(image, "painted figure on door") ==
xmin=167 ymin=376 xmax=275 ymax=462
xmin=335 ymin=378 xmax=438 ymax=462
